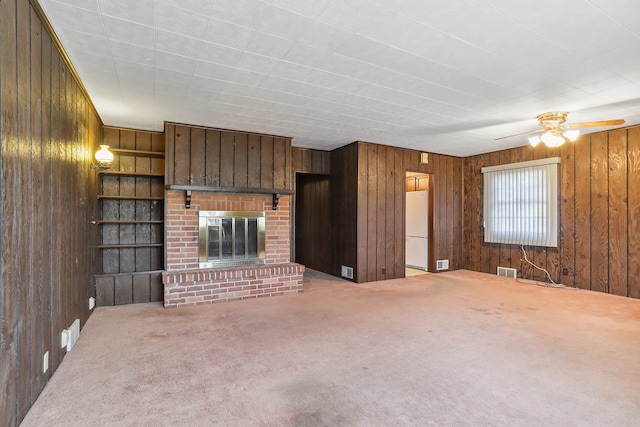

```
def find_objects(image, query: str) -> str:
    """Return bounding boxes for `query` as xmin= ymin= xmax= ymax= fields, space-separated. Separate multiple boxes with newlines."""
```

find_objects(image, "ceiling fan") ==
xmin=495 ymin=111 xmax=625 ymax=147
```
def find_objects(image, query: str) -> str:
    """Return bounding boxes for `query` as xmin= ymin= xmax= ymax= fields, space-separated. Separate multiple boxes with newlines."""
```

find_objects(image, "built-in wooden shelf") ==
xmin=99 ymin=170 xmax=164 ymax=178
xmin=96 ymin=220 xmax=163 ymax=225
xmin=98 ymin=243 xmax=163 ymax=249
xmin=97 ymin=195 xmax=164 ymax=201
xmin=167 ymin=184 xmax=294 ymax=195
xmin=95 ymin=138 xmax=166 ymax=306
xmin=167 ymin=185 xmax=294 ymax=210
xmin=110 ymin=148 xmax=165 ymax=158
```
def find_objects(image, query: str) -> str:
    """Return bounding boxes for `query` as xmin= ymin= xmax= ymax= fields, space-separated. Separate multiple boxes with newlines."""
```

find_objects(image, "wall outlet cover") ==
xmin=60 ymin=329 xmax=69 ymax=349
xmin=67 ymin=319 xmax=80 ymax=351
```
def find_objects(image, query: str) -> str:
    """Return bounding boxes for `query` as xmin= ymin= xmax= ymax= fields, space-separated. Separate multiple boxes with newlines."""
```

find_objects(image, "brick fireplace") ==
xmin=163 ymin=191 xmax=304 ymax=308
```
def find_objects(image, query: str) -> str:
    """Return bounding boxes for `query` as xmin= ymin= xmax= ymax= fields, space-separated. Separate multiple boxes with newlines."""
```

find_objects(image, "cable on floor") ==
xmin=517 ymin=245 xmax=567 ymax=289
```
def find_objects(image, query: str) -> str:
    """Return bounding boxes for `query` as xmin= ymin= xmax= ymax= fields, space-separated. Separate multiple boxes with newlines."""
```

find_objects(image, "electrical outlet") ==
xmin=43 ymin=351 xmax=49 ymax=373
xmin=562 ymin=268 xmax=569 ymax=275
xmin=382 ymin=267 xmax=386 ymax=275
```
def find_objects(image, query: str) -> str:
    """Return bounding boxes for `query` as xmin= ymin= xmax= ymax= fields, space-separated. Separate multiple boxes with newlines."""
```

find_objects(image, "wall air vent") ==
xmin=497 ymin=266 xmax=517 ymax=279
xmin=436 ymin=260 xmax=449 ymax=271
xmin=341 ymin=265 xmax=354 ymax=280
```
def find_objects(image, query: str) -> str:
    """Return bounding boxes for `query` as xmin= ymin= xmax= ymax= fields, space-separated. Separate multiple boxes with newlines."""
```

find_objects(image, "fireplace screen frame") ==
xmin=198 ymin=210 xmax=266 ymax=269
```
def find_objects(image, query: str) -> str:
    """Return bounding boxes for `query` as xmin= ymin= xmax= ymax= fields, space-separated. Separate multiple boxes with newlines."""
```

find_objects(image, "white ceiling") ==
xmin=38 ymin=0 xmax=640 ymax=156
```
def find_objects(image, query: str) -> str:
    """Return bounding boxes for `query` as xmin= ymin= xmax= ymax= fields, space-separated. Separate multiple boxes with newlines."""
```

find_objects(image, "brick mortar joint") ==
xmin=162 ymin=263 xmax=304 ymax=283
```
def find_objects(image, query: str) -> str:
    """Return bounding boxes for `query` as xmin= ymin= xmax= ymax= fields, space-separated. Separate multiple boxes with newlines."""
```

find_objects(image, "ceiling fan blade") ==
xmin=568 ymin=119 xmax=625 ymax=129
xmin=494 ymin=129 xmax=542 ymax=141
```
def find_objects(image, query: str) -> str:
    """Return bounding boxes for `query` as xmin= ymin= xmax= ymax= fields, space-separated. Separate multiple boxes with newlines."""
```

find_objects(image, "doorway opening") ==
xmin=405 ymin=172 xmax=433 ymax=274
xmin=295 ymin=173 xmax=332 ymax=274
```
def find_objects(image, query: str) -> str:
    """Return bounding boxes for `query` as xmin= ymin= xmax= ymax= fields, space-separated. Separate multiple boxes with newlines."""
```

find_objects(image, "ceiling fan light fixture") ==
xmin=563 ymin=129 xmax=580 ymax=141
xmin=540 ymin=131 xmax=565 ymax=147
xmin=528 ymin=135 xmax=541 ymax=147
xmin=495 ymin=111 xmax=624 ymax=146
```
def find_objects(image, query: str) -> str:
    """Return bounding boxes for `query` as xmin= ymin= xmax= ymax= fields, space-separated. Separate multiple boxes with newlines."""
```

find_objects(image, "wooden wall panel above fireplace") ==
xmin=165 ymin=123 xmax=293 ymax=191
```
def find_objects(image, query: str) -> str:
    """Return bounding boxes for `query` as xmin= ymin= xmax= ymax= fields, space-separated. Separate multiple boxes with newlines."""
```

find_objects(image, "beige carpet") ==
xmin=21 ymin=270 xmax=640 ymax=426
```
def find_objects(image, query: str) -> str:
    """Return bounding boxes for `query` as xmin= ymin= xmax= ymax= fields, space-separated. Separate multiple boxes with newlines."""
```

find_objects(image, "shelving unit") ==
xmin=98 ymin=243 xmax=164 ymax=249
xmin=110 ymin=148 xmax=165 ymax=158
xmin=99 ymin=170 xmax=164 ymax=178
xmin=94 ymin=129 xmax=165 ymax=306
xmin=97 ymin=195 xmax=164 ymax=200
xmin=96 ymin=219 xmax=163 ymax=224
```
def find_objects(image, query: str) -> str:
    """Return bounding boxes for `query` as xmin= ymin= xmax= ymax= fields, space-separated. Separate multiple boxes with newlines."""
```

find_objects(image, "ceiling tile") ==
xmin=154 ymin=51 xmax=197 ymax=74
xmin=210 ymin=0 xmax=270 ymax=28
xmin=299 ymin=21 xmax=351 ymax=52
xmin=103 ymin=16 xmax=155 ymax=48
xmin=154 ymin=69 xmax=193 ymax=89
xmin=155 ymin=30 xmax=203 ymax=57
xmin=269 ymin=0 xmax=331 ymax=18
xmin=39 ymin=0 xmax=640 ymax=155
xmin=318 ymin=0 xmax=381 ymax=33
xmin=235 ymin=52 xmax=280 ymax=74
xmin=301 ymin=69 xmax=369 ymax=94
xmin=58 ymin=28 xmax=111 ymax=56
xmin=70 ymin=50 xmax=116 ymax=73
xmin=202 ymin=18 xmax=255 ymax=50
xmin=157 ymin=0 xmax=214 ymax=16
xmin=98 ymin=0 xmax=155 ymax=26
xmin=193 ymin=62 xmax=266 ymax=86
xmin=283 ymin=42 xmax=333 ymax=69
xmin=49 ymin=0 xmax=99 ymax=12
xmin=155 ymin=2 xmax=210 ymax=39
xmin=44 ymin=2 xmax=106 ymax=37
xmin=256 ymin=5 xmax=316 ymax=40
xmin=113 ymin=59 xmax=155 ymax=80
xmin=267 ymin=61 xmax=311 ymax=81
xmin=197 ymin=42 xmax=244 ymax=66
xmin=244 ymin=31 xmax=296 ymax=59
xmin=110 ymin=40 xmax=155 ymax=65
xmin=587 ymin=0 xmax=640 ymax=37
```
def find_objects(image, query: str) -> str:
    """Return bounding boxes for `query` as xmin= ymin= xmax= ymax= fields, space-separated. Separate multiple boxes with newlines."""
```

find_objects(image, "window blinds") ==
xmin=482 ymin=158 xmax=560 ymax=247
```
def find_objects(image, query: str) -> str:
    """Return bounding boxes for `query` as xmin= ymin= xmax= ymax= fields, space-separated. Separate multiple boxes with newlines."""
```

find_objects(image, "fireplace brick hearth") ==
xmin=163 ymin=191 xmax=304 ymax=308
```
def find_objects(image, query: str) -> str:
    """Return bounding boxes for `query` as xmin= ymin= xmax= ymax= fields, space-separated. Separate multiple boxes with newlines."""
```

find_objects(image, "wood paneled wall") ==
xmin=292 ymin=147 xmax=331 ymax=175
xmin=0 ymin=0 xmax=101 ymax=425
xmin=295 ymin=174 xmax=332 ymax=273
xmin=330 ymin=143 xmax=360 ymax=278
xmin=165 ymin=123 xmax=293 ymax=190
xmin=463 ymin=125 xmax=640 ymax=298
xmin=291 ymin=147 xmax=331 ymax=272
xmin=331 ymin=142 xmax=463 ymax=283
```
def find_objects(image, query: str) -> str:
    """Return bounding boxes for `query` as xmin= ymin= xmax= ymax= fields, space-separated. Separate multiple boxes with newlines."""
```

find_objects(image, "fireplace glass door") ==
xmin=199 ymin=211 xmax=265 ymax=268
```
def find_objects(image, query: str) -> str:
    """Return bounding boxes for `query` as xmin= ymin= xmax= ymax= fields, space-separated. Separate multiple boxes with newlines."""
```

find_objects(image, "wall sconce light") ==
xmin=90 ymin=145 xmax=114 ymax=170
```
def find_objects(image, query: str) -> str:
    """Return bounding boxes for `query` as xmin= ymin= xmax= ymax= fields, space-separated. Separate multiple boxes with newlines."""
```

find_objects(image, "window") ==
xmin=482 ymin=157 xmax=560 ymax=247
